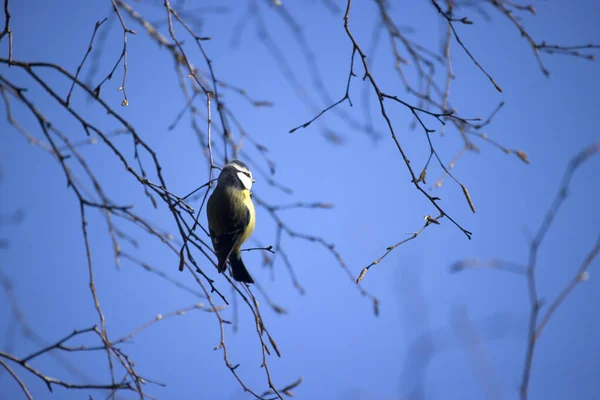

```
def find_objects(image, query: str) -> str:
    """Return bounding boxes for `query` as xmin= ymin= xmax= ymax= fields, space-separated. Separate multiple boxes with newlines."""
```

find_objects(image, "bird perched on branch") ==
xmin=207 ymin=160 xmax=256 ymax=284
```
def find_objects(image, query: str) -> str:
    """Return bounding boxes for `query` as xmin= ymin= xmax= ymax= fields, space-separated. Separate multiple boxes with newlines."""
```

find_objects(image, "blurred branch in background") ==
xmin=395 ymin=265 xmax=515 ymax=400
xmin=451 ymin=308 xmax=504 ymax=400
xmin=451 ymin=141 xmax=600 ymax=399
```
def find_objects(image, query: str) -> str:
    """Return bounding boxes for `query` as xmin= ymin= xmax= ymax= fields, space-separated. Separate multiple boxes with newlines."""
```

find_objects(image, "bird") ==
xmin=207 ymin=160 xmax=256 ymax=284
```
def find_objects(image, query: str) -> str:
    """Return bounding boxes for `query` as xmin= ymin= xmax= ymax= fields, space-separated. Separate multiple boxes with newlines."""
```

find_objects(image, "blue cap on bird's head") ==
xmin=228 ymin=160 xmax=251 ymax=172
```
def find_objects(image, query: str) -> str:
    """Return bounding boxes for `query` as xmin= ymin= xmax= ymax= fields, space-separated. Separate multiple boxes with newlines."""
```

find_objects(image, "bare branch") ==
xmin=0 ymin=0 xmax=12 ymax=63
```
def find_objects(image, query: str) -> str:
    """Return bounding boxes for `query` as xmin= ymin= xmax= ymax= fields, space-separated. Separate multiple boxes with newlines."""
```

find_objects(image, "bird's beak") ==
xmin=252 ymin=178 xmax=256 ymax=183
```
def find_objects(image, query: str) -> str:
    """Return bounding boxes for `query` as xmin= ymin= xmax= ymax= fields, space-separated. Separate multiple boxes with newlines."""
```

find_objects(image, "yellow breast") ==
xmin=240 ymin=190 xmax=256 ymax=244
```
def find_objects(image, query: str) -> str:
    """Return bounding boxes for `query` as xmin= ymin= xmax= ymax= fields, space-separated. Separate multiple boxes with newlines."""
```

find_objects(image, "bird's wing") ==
xmin=210 ymin=207 xmax=251 ymax=264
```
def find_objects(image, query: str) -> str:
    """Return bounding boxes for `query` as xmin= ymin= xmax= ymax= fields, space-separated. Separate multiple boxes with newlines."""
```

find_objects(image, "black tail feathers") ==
xmin=229 ymin=255 xmax=254 ymax=284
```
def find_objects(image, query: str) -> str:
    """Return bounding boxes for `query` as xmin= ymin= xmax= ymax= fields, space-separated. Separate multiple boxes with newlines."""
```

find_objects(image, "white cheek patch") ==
xmin=237 ymin=171 xmax=253 ymax=190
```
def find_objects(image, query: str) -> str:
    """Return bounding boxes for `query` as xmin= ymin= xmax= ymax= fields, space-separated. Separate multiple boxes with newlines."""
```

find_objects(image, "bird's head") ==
xmin=219 ymin=160 xmax=254 ymax=190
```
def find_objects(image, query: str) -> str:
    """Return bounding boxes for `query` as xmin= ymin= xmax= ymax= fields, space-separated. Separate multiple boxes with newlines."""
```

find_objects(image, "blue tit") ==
xmin=207 ymin=160 xmax=256 ymax=284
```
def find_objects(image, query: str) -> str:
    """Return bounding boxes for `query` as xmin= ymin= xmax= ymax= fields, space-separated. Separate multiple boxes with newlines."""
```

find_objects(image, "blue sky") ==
xmin=1 ymin=1 xmax=599 ymax=399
